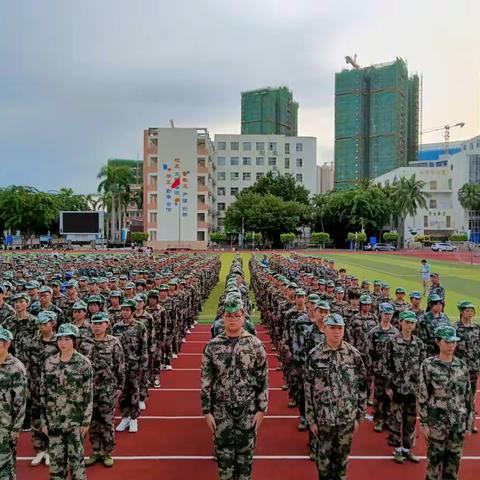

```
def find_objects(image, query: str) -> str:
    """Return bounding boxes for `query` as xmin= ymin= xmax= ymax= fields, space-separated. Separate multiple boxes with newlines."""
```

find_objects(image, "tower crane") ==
xmin=421 ymin=122 xmax=465 ymax=153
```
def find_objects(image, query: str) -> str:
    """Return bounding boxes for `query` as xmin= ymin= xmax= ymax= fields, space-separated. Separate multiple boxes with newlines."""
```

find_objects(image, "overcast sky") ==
xmin=1 ymin=0 xmax=479 ymax=193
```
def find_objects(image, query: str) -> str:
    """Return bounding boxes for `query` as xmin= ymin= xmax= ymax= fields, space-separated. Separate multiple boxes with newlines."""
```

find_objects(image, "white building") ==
xmin=374 ymin=134 xmax=480 ymax=244
xmin=214 ymin=134 xmax=317 ymax=228
xmin=143 ymin=127 xmax=216 ymax=249
xmin=317 ymin=162 xmax=334 ymax=194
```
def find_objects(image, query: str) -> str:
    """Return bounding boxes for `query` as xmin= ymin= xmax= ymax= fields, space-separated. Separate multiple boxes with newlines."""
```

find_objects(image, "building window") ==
xmin=296 ymin=158 xmax=303 ymax=168
xmin=243 ymin=172 xmax=251 ymax=181
xmin=256 ymin=172 xmax=265 ymax=180
xmin=424 ymin=216 xmax=428 ymax=227
xmin=217 ymin=187 xmax=225 ymax=196
xmin=217 ymin=203 xmax=226 ymax=211
xmin=230 ymin=142 xmax=239 ymax=151
xmin=256 ymin=142 xmax=265 ymax=152
xmin=230 ymin=187 xmax=239 ymax=196
xmin=268 ymin=142 xmax=277 ymax=152
xmin=296 ymin=173 xmax=303 ymax=183
xmin=285 ymin=143 xmax=290 ymax=154
xmin=429 ymin=181 xmax=437 ymax=190
xmin=242 ymin=157 xmax=251 ymax=166
xmin=429 ymin=199 xmax=437 ymax=209
xmin=296 ymin=143 xmax=303 ymax=152
xmin=285 ymin=158 xmax=290 ymax=169
xmin=217 ymin=218 xmax=224 ymax=227
xmin=256 ymin=157 xmax=265 ymax=166
xmin=268 ymin=157 xmax=277 ymax=166
xmin=231 ymin=172 xmax=239 ymax=181
xmin=446 ymin=216 xmax=451 ymax=228
xmin=217 ymin=156 xmax=226 ymax=166
xmin=448 ymin=179 xmax=452 ymax=190
xmin=149 ymin=231 xmax=157 ymax=241
xmin=217 ymin=172 xmax=226 ymax=181
xmin=217 ymin=141 xmax=226 ymax=151
xmin=230 ymin=157 xmax=239 ymax=166
xmin=243 ymin=142 xmax=251 ymax=151
xmin=197 ymin=231 xmax=206 ymax=241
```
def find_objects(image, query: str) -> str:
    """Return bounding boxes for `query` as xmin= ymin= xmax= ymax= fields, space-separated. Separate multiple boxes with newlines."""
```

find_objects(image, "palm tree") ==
xmin=458 ymin=183 xmax=480 ymax=211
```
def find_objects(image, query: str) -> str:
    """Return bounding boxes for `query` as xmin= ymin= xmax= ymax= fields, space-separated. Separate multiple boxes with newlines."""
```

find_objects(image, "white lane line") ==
xmin=114 ymin=415 xmax=298 ymax=420
xmin=186 ymin=340 xmax=272 ymax=344
xmin=17 ymin=455 xmax=480 ymax=461
xmin=166 ymin=368 xmax=279 ymax=371
xmin=148 ymin=388 xmax=284 ymax=392
xmin=179 ymin=353 xmax=277 ymax=356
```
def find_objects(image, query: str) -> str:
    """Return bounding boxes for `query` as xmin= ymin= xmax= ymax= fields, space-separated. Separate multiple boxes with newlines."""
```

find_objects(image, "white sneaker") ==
xmin=116 ymin=417 xmax=131 ymax=432
xmin=129 ymin=419 xmax=138 ymax=433
xmin=45 ymin=453 xmax=50 ymax=467
xmin=172 ymin=353 xmax=178 ymax=359
xmin=181 ymin=338 xmax=186 ymax=343
xmin=186 ymin=329 xmax=191 ymax=334
xmin=194 ymin=321 xmax=198 ymax=325
xmin=139 ymin=401 xmax=146 ymax=411
xmin=31 ymin=451 xmax=46 ymax=466
xmin=165 ymin=365 xmax=173 ymax=371
xmin=153 ymin=378 xmax=161 ymax=388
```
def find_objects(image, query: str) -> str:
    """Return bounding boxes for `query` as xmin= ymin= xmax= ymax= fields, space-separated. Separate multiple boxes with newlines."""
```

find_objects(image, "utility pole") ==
xmin=241 ymin=216 xmax=245 ymax=250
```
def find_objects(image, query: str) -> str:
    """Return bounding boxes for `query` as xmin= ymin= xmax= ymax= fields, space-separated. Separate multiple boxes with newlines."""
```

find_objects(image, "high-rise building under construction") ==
xmin=334 ymin=58 xmax=420 ymax=190
xmin=241 ymin=87 xmax=298 ymax=136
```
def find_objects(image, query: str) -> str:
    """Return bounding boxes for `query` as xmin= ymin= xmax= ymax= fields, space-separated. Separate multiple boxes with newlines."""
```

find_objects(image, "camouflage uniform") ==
xmin=0 ymin=303 xmax=15 ymax=326
xmin=201 ymin=330 xmax=268 ymax=480
xmin=304 ymin=341 xmax=367 ymax=480
xmin=417 ymin=312 xmax=450 ymax=357
xmin=418 ymin=355 xmax=472 ymax=480
xmin=0 ymin=354 xmax=27 ymax=480
xmin=385 ymin=333 xmax=425 ymax=448
xmin=40 ymin=351 xmax=93 ymax=480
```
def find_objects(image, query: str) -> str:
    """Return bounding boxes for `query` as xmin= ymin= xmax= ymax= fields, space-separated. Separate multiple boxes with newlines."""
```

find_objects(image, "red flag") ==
xmin=171 ymin=177 xmax=180 ymax=189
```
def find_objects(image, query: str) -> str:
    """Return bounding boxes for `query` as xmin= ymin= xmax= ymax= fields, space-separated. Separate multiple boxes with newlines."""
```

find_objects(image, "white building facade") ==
xmin=214 ymin=134 xmax=317 ymax=228
xmin=317 ymin=162 xmax=334 ymax=194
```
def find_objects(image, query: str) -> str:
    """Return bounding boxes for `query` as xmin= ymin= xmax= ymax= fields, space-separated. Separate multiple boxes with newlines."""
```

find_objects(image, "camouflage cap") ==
xmin=435 ymin=325 xmax=460 ymax=342
xmin=125 ymin=282 xmax=136 ymax=289
xmin=26 ymin=280 xmax=40 ymax=290
xmin=87 ymin=295 xmax=103 ymax=304
xmin=395 ymin=287 xmax=406 ymax=294
xmin=224 ymin=297 xmax=243 ymax=314
xmin=55 ymin=323 xmax=79 ymax=338
xmin=373 ymin=280 xmax=382 ymax=286
xmin=159 ymin=284 xmax=170 ymax=291
xmin=334 ymin=286 xmax=345 ymax=294
xmin=326 ymin=280 xmax=335 ymax=287
xmin=428 ymin=293 xmax=442 ymax=303
xmin=324 ymin=313 xmax=344 ymax=326
xmin=430 ymin=272 xmax=439 ymax=278
xmin=121 ymin=299 xmax=137 ymax=309
xmin=11 ymin=292 xmax=30 ymax=304
xmin=72 ymin=301 xmax=88 ymax=311
xmin=148 ymin=289 xmax=160 ymax=297
xmin=381 ymin=283 xmax=390 ymax=289
xmin=361 ymin=279 xmax=370 ymax=285
xmin=109 ymin=290 xmax=123 ymax=298
xmin=399 ymin=311 xmax=417 ymax=323
xmin=307 ymin=294 xmax=320 ymax=303
xmin=36 ymin=310 xmax=58 ymax=324
xmin=379 ymin=302 xmax=394 ymax=314
xmin=39 ymin=286 xmax=53 ymax=294
xmin=66 ymin=279 xmax=78 ymax=288
xmin=91 ymin=312 xmax=110 ymax=324
xmin=457 ymin=300 xmax=476 ymax=310
xmin=0 ymin=327 xmax=13 ymax=342
xmin=295 ymin=289 xmax=307 ymax=297
xmin=134 ymin=293 xmax=147 ymax=303
xmin=317 ymin=279 xmax=326 ymax=286
xmin=288 ymin=282 xmax=298 ymax=289
xmin=87 ymin=277 xmax=99 ymax=284
xmin=359 ymin=295 xmax=372 ymax=305
xmin=51 ymin=280 xmax=62 ymax=287
xmin=409 ymin=291 xmax=422 ymax=299
xmin=314 ymin=300 xmax=331 ymax=311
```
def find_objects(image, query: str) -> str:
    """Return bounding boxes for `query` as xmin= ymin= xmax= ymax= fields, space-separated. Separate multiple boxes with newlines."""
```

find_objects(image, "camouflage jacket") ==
xmin=201 ymin=330 xmax=268 ymax=414
xmin=211 ymin=318 xmax=256 ymax=338
xmin=40 ymin=351 xmax=93 ymax=430
xmin=86 ymin=335 xmax=125 ymax=394
xmin=367 ymin=324 xmax=399 ymax=376
xmin=455 ymin=321 xmax=480 ymax=373
xmin=0 ymin=354 xmax=27 ymax=432
xmin=349 ymin=313 xmax=378 ymax=356
xmin=429 ymin=284 xmax=446 ymax=301
xmin=27 ymin=333 xmax=59 ymax=398
xmin=302 ymin=323 xmax=325 ymax=363
xmin=111 ymin=320 xmax=148 ymax=370
xmin=418 ymin=356 xmax=472 ymax=432
xmin=386 ymin=333 xmax=426 ymax=395
xmin=107 ymin=306 xmax=123 ymax=326
xmin=133 ymin=310 xmax=155 ymax=352
xmin=30 ymin=302 xmax=65 ymax=326
xmin=0 ymin=302 xmax=15 ymax=325
xmin=304 ymin=341 xmax=367 ymax=426
xmin=291 ymin=313 xmax=313 ymax=363
xmin=417 ymin=312 xmax=450 ymax=357
xmin=329 ymin=300 xmax=350 ymax=318
xmin=2 ymin=314 xmax=38 ymax=368
xmin=146 ymin=305 xmax=168 ymax=347
xmin=284 ymin=308 xmax=307 ymax=349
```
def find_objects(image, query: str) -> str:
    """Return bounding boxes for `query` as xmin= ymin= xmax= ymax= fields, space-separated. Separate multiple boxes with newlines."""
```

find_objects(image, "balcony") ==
xmin=197 ymin=220 xmax=209 ymax=229
xmin=146 ymin=163 xmax=158 ymax=174
xmin=146 ymin=201 xmax=158 ymax=210
xmin=197 ymin=202 xmax=208 ymax=211
xmin=197 ymin=184 xmax=208 ymax=193
xmin=197 ymin=165 xmax=208 ymax=174
xmin=197 ymin=146 xmax=209 ymax=156
xmin=146 ymin=221 xmax=157 ymax=229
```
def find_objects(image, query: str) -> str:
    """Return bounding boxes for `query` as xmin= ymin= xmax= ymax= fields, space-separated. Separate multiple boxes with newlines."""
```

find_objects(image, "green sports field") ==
xmin=199 ymin=252 xmax=480 ymax=321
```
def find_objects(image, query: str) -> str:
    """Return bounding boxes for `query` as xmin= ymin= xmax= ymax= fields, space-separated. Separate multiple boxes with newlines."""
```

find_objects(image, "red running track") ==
xmin=16 ymin=325 xmax=480 ymax=479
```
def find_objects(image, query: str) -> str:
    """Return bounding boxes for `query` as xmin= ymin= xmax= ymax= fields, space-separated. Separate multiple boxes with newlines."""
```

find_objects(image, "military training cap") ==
xmin=334 ymin=286 xmax=345 ymax=294
xmin=72 ymin=300 xmax=88 ymax=311
xmin=399 ymin=311 xmax=417 ymax=323
xmin=125 ymin=282 xmax=136 ymax=289
xmin=87 ymin=295 xmax=103 ymax=304
xmin=308 ymin=294 xmax=320 ymax=303
xmin=159 ymin=284 xmax=170 ymax=291
xmin=435 ymin=325 xmax=460 ymax=342
xmin=224 ymin=297 xmax=243 ymax=314
xmin=457 ymin=300 xmax=475 ymax=310
xmin=148 ymin=289 xmax=160 ymax=297
xmin=121 ymin=299 xmax=137 ymax=309
xmin=314 ymin=300 xmax=331 ymax=311
xmin=56 ymin=323 xmax=79 ymax=338
xmin=91 ymin=312 xmax=110 ymax=323
xmin=11 ymin=292 xmax=30 ymax=303
xmin=66 ymin=279 xmax=78 ymax=288
xmin=109 ymin=290 xmax=123 ymax=298
xmin=295 ymin=288 xmax=307 ymax=297
xmin=39 ymin=286 xmax=53 ymax=294
xmin=359 ymin=294 xmax=372 ymax=305
xmin=36 ymin=311 xmax=58 ymax=324
xmin=0 ymin=327 xmax=13 ymax=342
xmin=428 ymin=293 xmax=442 ymax=303
xmin=409 ymin=291 xmax=422 ymax=299
xmin=379 ymin=302 xmax=394 ymax=314
xmin=324 ymin=313 xmax=345 ymax=326
xmin=395 ymin=287 xmax=406 ymax=294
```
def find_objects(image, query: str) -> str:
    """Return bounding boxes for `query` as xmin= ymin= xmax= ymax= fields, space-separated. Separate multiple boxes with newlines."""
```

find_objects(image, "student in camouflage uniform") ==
xmin=385 ymin=310 xmax=425 ymax=463
xmin=418 ymin=325 xmax=473 ymax=480
xmin=408 ymin=291 xmax=425 ymax=320
xmin=40 ymin=323 xmax=93 ymax=480
xmin=85 ymin=312 xmax=125 ymax=468
xmin=429 ymin=273 xmax=446 ymax=304
xmin=201 ymin=297 xmax=268 ymax=480
xmin=107 ymin=290 xmax=123 ymax=325
xmin=391 ymin=287 xmax=409 ymax=328
xmin=454 ymin=300 xmax=479 ymax=434
xmin=0 ymin=285 xmax=15 ymax=325
xmin=28 ymin=311 xmax=59 ymax=467
xmin=417 ymin=294 xmax=450 ymax=357
xmin=30 ymin=286 xmax=65 ymax=325
xmin=304 ymin=314 xmax=367 ymax=480
xmin=0 ymin=327 xmax=27 ymax=480
xmin=367 ymin=302 xmax=399 ymax=432
xmin=112 ymin=299 xmax=148 ymax=433
xmin=71 ymin=301 xmax=94 ymax=355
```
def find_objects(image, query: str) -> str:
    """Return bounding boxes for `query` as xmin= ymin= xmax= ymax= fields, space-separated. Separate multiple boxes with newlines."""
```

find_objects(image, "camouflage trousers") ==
xmin=468 ymin=372 xmax=478 ymax=431
xmin=119 ymin=368 xmax=141 ymax=420
xmin=373 ymin=376 xmax=391 ymax=427
xmin=48 ymin=427 xmax=86 ymax=480
xmin=290 ymin=362 xmax=305 ymax=419
xmin=387 ymin=392 xmax=417 ymax=449
xmin=314 ymin=421 xmax=355 ymax=480
xmin=212 ymin=403 xmax=257 ymax=480
xmin=31 ymin=395 xmax=49 ymax=453
xmin=90 ymin=393 xmax=116 ymax=455
xmin=139 ymin=367 xmax=150 ymax=402
xmin=425 ymin=427 xmax=465 ymax=480
xmin=163 ymin=337 xmax=173 ymax=366
xmin=0 ymin=429 xmax=17 ymax=480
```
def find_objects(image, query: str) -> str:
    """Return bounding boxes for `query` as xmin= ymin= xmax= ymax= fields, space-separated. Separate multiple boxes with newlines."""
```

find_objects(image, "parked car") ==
xmin=431 ymin=242 xmax=457 ymax=252
xmin=373 ymin=243 xmax=396 ymax=252
xmin=363 ymin=243 xmax=373 ymax=251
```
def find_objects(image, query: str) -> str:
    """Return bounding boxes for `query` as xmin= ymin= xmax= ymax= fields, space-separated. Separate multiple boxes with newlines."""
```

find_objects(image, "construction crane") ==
xmin=345 ymin=54 xmax=361 ymax=70
xmin=421 ymin=122 xmax=465 ymax=153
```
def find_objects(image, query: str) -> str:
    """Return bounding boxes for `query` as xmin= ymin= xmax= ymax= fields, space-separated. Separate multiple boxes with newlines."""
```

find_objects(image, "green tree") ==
xmin=280 ymin=232 xmax=296 ymax=248
xmin=131 ymin=232 xmax=148 ymax=245
xmin=311 ymin=232 xmax=330 ymax=248
xmin=458 ymin=183 xmax=480 ymax=210
xmin=383 ymin=231 xmax=399 ymax=244
xmin=209 ymin=232 xmax=227 ymax=243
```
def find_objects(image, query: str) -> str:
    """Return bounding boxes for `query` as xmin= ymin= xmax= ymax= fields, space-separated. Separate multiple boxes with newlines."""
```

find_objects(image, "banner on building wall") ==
xmin=163 ymin=158 xmax=190 ymax=216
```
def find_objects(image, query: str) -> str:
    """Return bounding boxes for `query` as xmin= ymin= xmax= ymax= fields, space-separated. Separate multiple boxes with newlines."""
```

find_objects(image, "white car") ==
xmin=431 ymin=242 xmax=457 ymax=252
